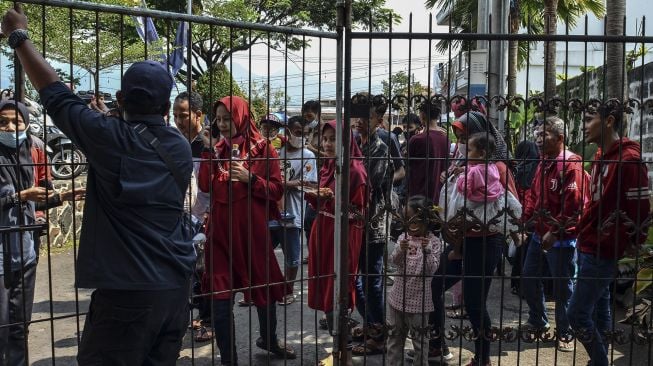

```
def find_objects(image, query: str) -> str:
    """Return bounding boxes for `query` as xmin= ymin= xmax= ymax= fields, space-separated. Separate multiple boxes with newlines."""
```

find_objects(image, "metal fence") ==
xmin=0 ymin=0 xmax=652 ymax=365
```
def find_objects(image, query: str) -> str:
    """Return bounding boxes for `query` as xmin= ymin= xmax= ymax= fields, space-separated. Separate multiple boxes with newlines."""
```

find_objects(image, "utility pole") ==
xmin=477 ymin=0 xmax=489 ymax=50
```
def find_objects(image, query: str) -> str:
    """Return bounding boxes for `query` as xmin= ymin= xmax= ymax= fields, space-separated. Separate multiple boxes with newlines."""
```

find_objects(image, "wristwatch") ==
xmin=8 ymin=29 xmax=29 ymax=49
xmin=9 ymin=192 xmax=21 ymax=206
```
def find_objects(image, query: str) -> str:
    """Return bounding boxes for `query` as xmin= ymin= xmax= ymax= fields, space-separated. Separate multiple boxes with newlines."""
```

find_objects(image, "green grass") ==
xmin=40 ymin=236 xmax=78 ymax=256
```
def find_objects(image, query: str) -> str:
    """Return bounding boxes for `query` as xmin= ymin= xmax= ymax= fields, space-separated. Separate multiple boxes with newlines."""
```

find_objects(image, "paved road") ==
xmin=27 ymin=247 xmax=650 ymax=365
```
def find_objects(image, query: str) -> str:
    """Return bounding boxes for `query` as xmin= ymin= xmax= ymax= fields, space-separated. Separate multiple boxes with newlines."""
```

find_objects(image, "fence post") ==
xmin=334 ymin=0 xmax=352 ymax=365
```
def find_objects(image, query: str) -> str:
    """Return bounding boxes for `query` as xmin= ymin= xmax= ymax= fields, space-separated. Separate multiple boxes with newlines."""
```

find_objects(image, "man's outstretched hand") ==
xmin=1 ymin=4 xmax=27 ymax=37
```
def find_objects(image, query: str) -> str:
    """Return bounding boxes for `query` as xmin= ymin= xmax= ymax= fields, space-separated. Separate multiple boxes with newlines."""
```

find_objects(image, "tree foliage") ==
xmin=381 ymin=71 xmax=428 ymax=112
xmin=147 ymin=0 xmax=401 ymax=81
xmin=3 ymin=1 xmax=399 ymax=111
xmin=425 ymin=0 xmax=604 ymax=68
xmin=0 ymin=0 xmax=149 ymax=87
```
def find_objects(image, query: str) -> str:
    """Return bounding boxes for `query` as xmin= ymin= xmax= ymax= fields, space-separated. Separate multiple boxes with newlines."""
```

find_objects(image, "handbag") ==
xmin=130 ymin=122 xmax=200 ymax=239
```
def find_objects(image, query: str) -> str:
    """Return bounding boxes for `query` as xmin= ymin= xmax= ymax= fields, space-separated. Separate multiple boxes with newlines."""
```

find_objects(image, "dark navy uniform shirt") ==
xmin=40 ymin=81 xmax=194 ymax=290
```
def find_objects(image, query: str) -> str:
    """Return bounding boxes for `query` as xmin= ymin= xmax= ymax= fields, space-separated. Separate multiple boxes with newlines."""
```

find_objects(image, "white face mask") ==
xmin=288 ymin=135 xmax=306 ymax=148
xmin=0 ymin=130 xmax=27 ymax=148
xmin=308 ymin=119 xmax=319 ymax=129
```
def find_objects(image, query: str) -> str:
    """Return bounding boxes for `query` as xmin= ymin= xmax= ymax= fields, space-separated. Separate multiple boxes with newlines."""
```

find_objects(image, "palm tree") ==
xmin=542 ymin=0 xmax=559 ymax=99
xmin=605 ymin=0 xmax=626 ymax=101
xmin=425 ymin=0 xmax=604 ymax=98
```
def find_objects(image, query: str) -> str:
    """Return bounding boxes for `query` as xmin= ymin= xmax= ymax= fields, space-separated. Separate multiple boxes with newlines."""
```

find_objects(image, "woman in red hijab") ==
xmin=199 ymin=96 xmax=295 ymax=364
xmin=306 ymin=120 xmax=368 ymax=334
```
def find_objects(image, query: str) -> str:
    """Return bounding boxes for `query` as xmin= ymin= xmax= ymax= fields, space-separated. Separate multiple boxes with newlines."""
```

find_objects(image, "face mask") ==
xmin=0 ymin=131 xmax=27 ymax=148
xmin=308 ymin=119 xmax=319 ymax=129
xmin=289 ymin=135 xmax=306 ymax=148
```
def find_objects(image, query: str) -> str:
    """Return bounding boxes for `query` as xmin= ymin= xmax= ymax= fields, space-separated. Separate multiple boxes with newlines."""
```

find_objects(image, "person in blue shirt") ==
xmin=2 ymin=6 xmax=195 ymax=365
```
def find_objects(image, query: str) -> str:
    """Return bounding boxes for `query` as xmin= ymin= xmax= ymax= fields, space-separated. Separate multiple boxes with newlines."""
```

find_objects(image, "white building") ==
xmin=436 ymin=0 xmax=653 ymax=98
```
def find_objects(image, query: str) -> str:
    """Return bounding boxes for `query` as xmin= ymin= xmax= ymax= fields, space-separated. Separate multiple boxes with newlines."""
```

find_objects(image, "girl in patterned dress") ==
xmin=386 ymin=196 xmax=444 ymax=365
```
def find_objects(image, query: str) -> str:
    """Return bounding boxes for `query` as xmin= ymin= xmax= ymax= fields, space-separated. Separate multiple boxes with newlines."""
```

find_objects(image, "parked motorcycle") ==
xmin=2 ymin=89 xmax=88 ymax=180
xmin=28 ymin=108 xmax=87 ymax=180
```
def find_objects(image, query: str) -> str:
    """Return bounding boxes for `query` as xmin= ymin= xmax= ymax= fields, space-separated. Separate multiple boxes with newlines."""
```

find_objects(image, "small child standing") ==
xmin=387 ymin=196 xmax=444 ymax=365
xmin=447 ymin=132 xmax=522 ymax=260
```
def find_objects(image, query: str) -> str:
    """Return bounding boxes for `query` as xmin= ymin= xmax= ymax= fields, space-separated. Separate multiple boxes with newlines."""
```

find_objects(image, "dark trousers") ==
xmin=0 ymin=262 xmax=37 ymax=366
xmin=508 ymin=235 xmax=529 ymax=290
xmin=191 ymin=279 xmax=211 ymax=323
xmin=430 ymin=236 xmax=503 ymax=364
xmin=212 ymin=299 xmax=278 ymax=365
xmin=355 ymin=241 xmax=385 ymax=325
xmin=567 ymin=253 xmax=616 ymax=366
xmin=522 ymin=237 xmax=577 ymax=336
xmin=77 ymin=286 xmax=190 ymax=366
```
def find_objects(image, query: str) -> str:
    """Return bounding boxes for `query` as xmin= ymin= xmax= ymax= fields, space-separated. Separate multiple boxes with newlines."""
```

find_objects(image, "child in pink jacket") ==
xmin=448 ymin=132 xmax=521 ymax=259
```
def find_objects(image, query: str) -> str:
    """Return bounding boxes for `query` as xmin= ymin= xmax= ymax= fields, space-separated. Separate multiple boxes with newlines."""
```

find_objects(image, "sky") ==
xmin=0 ymin=0 xmax=446 ymax=105
xmin=227 ymin=0 xmax=449 ymax=105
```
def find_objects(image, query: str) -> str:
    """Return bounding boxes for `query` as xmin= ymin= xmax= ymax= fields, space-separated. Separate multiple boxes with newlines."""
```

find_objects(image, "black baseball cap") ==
xmin=121 ymin=60 xmax=173 ymax=110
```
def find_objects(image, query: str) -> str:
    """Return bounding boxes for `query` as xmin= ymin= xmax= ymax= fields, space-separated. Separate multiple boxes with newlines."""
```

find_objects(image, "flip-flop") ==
xmin=278 ymin=294 xmax=296 ymax=306
xmin=189 ymin=319 xmax=202 ymax=330
xmin=194 ymin=326 xmax=214 ymax=342
xmin=351 ymin=339 xmax=385 ymax=356
xmin=238 ymin=298 xmax=254 ymax=307
xmin=351 ymin=325 xmax=365 ymax=342
xmin=447 ymin=309 xmax=469 ymax=319
xmin=319 ymin=316 xmax=329 ymax=330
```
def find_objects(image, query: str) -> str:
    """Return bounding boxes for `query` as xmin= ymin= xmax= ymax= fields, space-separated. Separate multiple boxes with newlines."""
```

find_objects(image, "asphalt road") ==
xmin=26 ymin=246 xmax=650 ymax=366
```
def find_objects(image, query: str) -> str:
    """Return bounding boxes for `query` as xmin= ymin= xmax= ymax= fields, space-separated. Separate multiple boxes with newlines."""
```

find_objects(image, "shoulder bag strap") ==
xmin=131 ymin=123 xmax=186 ymax=192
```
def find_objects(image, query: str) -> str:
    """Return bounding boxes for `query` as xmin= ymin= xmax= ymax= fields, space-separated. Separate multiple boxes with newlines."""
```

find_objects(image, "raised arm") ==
xmin=1 ymin=6 xmax=59 ymax=91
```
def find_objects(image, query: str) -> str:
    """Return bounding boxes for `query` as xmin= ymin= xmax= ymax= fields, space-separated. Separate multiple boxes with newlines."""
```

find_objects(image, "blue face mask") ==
xmin=0 ymin=130 xmax=27 ymax=148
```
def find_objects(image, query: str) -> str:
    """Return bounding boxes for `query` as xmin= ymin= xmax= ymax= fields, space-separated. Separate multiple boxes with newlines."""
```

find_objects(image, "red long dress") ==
xmin=199 ymin=139 xmax=286 ymax=307
xmin=306 ymin=120 xmax=368 ymax=313
xmin=306 ymin=185 xmax=366 ymax=312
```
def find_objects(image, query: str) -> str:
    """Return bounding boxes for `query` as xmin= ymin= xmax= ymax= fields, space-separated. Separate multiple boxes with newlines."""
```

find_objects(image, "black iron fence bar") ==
xmin=351 ymin=32 xmax=653 ymax=43
xmin=15 ymin=0 xmax=337 ymax=39
xmin=0 ymin=225 xmax=48 ymax=233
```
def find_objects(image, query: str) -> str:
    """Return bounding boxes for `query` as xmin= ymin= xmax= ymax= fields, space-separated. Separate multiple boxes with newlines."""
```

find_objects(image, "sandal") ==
xmin=447 ymin=309 xmax=469 ymax=319
xmin=255 ymin=337 xmax=297 ymax=359
xmin=351 ymin=339 xmax=385 ymax=356
xmin=238 ymin=298 xmax=254 ymax=307
xmin=557 ymin=340 xmax=575 ymax=352
xmin=351 ymin=325 xmax=365 ymax=342
xmin=445 ymin=304 xmax=462 ymax=311
xmin=194 ymin=326 xmax=214 ymax=342
xmin=319 ymin=315 xmax=329 ymax=330
xmin=189 ymin=319 xmax=202 ymax=330
xmin=278 ymin=294 xmax=296 ymax=306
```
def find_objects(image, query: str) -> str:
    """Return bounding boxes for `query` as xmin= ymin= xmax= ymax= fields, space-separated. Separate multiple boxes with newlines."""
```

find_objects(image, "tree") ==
xmin=425 ymin=0 xmax=604 ymax=99
xmin=605 ymin=0 xmax=626 ymax=101
xmin=3 ymin=1 xmax=400 ymax=109
xmin=381 ymin=71 xmax=428 ymax=112
xmin=542 ymin=0 xmax=559 ymax=99
xmin=0 ymin=0 xmax=149 ymax=91
xmin=148 ymin=1 xmax=401 ymax=84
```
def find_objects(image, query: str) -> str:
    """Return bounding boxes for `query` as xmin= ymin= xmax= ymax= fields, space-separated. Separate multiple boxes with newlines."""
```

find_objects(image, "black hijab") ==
xmin=513 ymin=140 xmax=539 ymax=189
